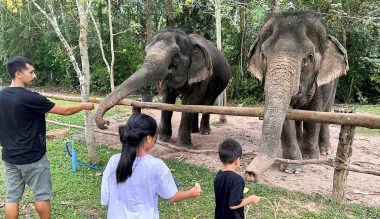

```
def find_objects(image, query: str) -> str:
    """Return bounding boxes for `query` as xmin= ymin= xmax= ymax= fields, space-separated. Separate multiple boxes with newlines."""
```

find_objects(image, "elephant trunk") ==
xmin=245 ymin=55 xmax=300 ymax=181
xmin=95 ymin=62 xmax=167 ymax=129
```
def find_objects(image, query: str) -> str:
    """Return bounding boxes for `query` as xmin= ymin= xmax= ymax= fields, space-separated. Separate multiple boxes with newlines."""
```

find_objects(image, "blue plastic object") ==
xmin=71 ymin=141 xmax=77 ymax=173
xmin=174 ymin=179 xmax=179 ymax=188
xmin=65 ymin=140 xmax=104 ymax=172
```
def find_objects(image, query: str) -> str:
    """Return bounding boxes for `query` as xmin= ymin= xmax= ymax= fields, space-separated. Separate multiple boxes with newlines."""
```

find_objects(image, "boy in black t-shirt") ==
xmin=214 ymin=138 xmax=260 ymax=219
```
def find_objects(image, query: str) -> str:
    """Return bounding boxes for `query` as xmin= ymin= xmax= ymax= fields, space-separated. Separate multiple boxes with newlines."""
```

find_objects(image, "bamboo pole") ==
xmin=332 ymin=125 xmax=356 ymax=202
xmin=40 ymin=93 xmax=380 ymax=129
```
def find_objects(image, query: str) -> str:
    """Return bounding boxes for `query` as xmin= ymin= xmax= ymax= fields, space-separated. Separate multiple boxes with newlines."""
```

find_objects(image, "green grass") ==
xmin=1 ymin=100 xmax=380 ymax=218
xmin=353 ymin=105 xmax=380 ymax=135
xmin=1 ymin=139 xmax=379 ymax=218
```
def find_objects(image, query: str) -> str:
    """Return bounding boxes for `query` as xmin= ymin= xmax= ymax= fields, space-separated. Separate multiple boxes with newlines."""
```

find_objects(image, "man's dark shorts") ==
xmin=3 ymin=154 xmax=52 ymax=202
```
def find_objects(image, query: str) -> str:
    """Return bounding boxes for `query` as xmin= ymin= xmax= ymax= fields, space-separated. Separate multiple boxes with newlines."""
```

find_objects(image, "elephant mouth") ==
xmin=290 ymin=82 xmax=317 ymax=108
xmin=166 ymin=73 xmax=187 ymax=90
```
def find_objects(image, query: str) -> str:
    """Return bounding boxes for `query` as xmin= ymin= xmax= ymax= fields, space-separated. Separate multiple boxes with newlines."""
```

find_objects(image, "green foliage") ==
xmin=0 ymin=0 xmax=379 ymax=103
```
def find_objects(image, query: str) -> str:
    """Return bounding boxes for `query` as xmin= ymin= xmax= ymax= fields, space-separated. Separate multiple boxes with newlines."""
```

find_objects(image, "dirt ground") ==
xmin=96 ymin=107 xmax=380 ymax=206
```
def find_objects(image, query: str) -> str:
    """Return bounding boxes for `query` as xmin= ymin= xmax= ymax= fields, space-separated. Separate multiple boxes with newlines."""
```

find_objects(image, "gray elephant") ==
xmin=245 ymin=12 xmax=348 ymax=181
xmin=95 ymin=29 xmax=231 ymax=146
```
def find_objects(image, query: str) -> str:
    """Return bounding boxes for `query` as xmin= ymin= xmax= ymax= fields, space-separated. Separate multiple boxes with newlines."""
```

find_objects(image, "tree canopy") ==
xmin=0 ymin=0 xmax=379 ymax=103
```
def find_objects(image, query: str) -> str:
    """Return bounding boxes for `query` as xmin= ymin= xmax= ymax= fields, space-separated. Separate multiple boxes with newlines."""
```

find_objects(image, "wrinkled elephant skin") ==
xmin=245 ymin=12 xmax=349 ymax=181
xmin=95 ymin=29 xmax=231 ymax=146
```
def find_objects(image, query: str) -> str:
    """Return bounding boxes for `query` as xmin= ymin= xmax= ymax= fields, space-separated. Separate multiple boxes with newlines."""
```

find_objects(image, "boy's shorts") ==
xmin=3 ymin=154 xmax=52 ymax=203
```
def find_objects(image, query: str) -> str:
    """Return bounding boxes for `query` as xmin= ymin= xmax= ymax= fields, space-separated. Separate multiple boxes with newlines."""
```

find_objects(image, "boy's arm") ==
xmin=49 ymin=102 xmax=94 ymax=115
xmin=168 ymin=187 xmax=201 ymax=203
xmin=230 ymin=195 xmax=260 ymax=209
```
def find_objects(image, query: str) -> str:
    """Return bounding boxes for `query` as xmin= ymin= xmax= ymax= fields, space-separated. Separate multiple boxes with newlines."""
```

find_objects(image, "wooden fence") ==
xmin=41 ymin=93 xmax=380 ymax=202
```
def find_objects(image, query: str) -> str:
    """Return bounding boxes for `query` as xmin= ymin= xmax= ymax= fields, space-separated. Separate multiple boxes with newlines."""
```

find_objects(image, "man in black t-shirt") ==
xmin=0 ymin=56 xmax=94 ymax=219
xmin=214 ymin=138 xmax=260 ymax=219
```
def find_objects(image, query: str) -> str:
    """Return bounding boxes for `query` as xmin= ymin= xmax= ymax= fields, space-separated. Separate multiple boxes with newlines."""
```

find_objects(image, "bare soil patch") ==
xmin=96 ymin=107 xmax=380 ymax=206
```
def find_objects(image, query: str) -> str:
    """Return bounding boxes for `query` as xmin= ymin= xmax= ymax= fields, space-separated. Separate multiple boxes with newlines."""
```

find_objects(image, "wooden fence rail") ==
xmin=41 ymin=92 xmax=380 ymax=202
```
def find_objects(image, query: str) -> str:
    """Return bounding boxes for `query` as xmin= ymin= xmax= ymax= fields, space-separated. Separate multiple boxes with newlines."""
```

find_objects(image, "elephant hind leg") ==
xmin=319 ymin=124 xmax=332 ymax=155
xmin=281 ymin=119 xmax=303 ymax=174
xmin=302 ymin=121 xmax=321 ymax=159
xmin=200 ymin=113 xmax=211 ymax=135
xmin=192 ymin=113 xmax=199 ymax=133
xmin=177 ymin=112 xmax=193 ymax=146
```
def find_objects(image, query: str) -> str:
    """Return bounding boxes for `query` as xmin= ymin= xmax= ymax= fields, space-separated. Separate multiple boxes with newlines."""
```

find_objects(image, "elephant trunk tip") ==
xmin=244 ymin=170 xmax=259 ymax=182
xmin=95 ymin=112 xmax=110 ymax=130
xmin=245 ymin=154 xmax=276 ymax=182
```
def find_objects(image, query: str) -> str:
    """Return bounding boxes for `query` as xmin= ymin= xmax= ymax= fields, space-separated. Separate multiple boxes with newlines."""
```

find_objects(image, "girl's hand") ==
xmin=189 ymin=186 xmax=202 ymax=197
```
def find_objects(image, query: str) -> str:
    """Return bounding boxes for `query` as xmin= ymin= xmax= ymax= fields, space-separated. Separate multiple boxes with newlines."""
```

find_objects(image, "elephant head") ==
xmin=95 ymin=29 xmax=213 ymax=129
xmin=245 ymin=12 xmax=349 ymax=181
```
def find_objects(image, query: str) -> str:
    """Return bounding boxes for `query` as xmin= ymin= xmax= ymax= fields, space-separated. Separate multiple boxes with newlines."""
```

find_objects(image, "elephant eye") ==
xmin=171 ymin=54 xmax=180 ymax=67
xmin=260 ymin=53 xmax=267 ymax=69
xmin=303 ymin=54 xmax=314 ymax=67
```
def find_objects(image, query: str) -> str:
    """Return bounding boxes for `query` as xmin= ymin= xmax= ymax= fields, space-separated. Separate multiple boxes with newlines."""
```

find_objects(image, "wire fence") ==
xmin=41 ymin=92 xmax=380 ymax=202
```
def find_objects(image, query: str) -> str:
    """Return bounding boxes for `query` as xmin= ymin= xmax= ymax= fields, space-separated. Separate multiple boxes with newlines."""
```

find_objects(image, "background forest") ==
xmin=0 ymin=0 xmax=379 ymax=104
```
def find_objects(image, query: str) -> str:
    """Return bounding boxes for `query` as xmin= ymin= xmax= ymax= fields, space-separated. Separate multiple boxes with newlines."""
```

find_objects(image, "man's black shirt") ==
xmin=0 ymin=87 xmax=55 ymax=164
xmin=214 ymin=170 xmax=245 ymax=219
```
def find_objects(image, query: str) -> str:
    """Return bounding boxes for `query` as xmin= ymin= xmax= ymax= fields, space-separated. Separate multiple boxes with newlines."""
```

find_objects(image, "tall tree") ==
xmin=166 ymin=0 xmax=174 ymax=28
xmin=144 ymin=0 xmax=153 ymax=44
xmin=272 ymin=0 xmax=280 ymax=12
xmin=214 ymin=0 xmax=227 ymax=123
xmin=32 ymin=0 xmax=100 ymax=163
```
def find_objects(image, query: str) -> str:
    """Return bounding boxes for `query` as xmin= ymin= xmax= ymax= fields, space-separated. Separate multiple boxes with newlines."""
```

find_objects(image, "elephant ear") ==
xmin=247 ymin=36 xmax=263 ymax=82
xmin=317 ymin=35 xmax=349 ymax=87
xmin=188 ymin=41 xmax=213 ymax=85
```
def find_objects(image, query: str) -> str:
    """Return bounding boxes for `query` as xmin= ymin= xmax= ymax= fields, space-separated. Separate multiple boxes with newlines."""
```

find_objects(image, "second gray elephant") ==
xmin=95 ymin=29 xmax=231 ymax=146
xmin=245 ymin=12 xmax=349 ymax=180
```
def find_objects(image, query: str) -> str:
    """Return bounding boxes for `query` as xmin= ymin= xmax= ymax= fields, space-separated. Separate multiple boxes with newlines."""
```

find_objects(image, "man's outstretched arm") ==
xmin=49 ymin=102 xmax=94 ymax=115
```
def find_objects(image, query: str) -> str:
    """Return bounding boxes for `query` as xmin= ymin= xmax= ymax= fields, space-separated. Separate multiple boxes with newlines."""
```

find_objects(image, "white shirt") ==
xmin=101 ymin=153 xmax=178 ymax=219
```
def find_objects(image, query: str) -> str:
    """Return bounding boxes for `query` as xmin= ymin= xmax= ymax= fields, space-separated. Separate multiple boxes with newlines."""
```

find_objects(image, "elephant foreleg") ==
xmin=159 ymin=90 xmax=178 ymax=142
xmin=281 ymin=119 xmax=303 ymax=173
xmin=318 ymin=81 xmax=337 ymax=156
xmin=302 ymin=121 xmax=321 ymax=159
xmin=319 ymin=124 xmax=332 ymax=155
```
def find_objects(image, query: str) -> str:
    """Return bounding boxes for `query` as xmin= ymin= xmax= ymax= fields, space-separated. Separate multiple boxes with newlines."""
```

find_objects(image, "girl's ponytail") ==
xmin=116 ymin=114 xmax=157 ymax=183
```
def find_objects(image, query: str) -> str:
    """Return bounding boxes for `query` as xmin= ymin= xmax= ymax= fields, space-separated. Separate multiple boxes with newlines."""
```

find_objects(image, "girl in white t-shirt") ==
xmin=101 ymin=113 xmax=202 ymax=218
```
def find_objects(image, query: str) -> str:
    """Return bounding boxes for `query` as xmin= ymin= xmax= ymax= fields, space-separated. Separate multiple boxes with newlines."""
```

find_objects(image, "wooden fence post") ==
xmin=332 ymin=125 xmax=356 ymax=202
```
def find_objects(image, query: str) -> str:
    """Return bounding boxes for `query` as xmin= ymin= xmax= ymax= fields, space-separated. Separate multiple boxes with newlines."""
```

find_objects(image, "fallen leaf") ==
xmin=195 ymin=182 xmax=201 ymax=190
xmin=244 ymin=187 xmax=249 ymax=194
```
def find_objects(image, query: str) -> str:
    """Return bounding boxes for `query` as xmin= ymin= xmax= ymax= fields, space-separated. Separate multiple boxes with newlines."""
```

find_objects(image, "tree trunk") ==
xmin=332 ymin=125 xmax=355 ymax=202
xmin=108 ymin=0 xmax=115 ymax=93
xmin=238 ymin=0 xmax=247 ymax=99
xmin=33 ymin=0 xmax=100 ymax=164
xmin=76 ymin=0 xmax=100 ymax=164
xmin=214 ymin=0 xmax=227 ymax=122
xmin=144 ymin=1 xmax=158 ymax=94
xmin=144 ymin=1 xmax=153 ymax=45
xmin=272 ymin=0 xmax=280 ymax=12
xmin=166 ymin=0 xmax=174 ymax=28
